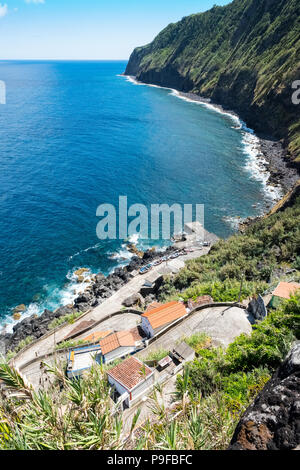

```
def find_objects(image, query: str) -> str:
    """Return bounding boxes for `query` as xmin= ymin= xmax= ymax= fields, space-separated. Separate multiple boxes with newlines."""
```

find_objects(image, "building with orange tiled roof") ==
xmin=99 ymin=330 xmax=143 ymax=364
xmin=141 ymin=301 xmax=187 ymax=338
xmin=107 ymin=356 xmax=155 ymax=408
xmin=272 ymin=282 xmax=300 ymax=299
xmin=145 ymin=302 xmax=162 ymax=312
xmin=82 ymin=330 xmax=113 ymax=344
xmin=269 ymin=281 xmax=300 ymax=309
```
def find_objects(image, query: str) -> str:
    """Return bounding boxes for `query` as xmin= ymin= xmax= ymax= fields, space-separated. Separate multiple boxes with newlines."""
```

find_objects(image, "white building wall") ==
xmin=131 ymin=373 xmax=155 ymax=401
xmin=141 ymin=317 xmax=154 ymax=338
xmin=108 ymin=376 xmax=128 ymax=397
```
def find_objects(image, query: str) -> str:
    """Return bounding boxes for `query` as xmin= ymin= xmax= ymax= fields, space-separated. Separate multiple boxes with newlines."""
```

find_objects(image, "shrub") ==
xmin=181 ymin=332 xmax=211 ymax=354
xmin=48 ymin=311 xmax=82 ymax=331
xmin=145 ymin=349 xmax=169 ymax=363
xmin=55 ymin=339 xmax=87 ymax=351
xmin=221 ymin=368 xmax=271 ymax=413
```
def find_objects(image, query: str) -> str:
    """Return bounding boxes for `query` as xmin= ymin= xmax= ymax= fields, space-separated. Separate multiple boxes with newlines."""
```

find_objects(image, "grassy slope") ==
xmin=158 ymin=193 xmax=300 ymax=303
xmin=125 ymin=0 xmax=300 ymax=166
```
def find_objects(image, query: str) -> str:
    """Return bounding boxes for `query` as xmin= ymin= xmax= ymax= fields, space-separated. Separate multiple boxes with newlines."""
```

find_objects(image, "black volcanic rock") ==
xmin=2 ymin=245 xmax=176 ymax=354
xmin=229 ymin=342 xmax=300 ymax=450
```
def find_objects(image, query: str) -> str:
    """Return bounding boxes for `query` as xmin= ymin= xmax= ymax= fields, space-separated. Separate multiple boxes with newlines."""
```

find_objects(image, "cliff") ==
xmin=125 ymin=0 xmax=300 ymax=170
xmin=229 ymin=342 xmax=300 ymax=450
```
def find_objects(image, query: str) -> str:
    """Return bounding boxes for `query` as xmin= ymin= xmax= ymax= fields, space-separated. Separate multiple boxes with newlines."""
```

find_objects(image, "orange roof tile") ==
xmin=142 ymin=301 xmax=187 ymax=330
xmin=64 ymin=320 xmax=95 ymax=340
xmin=129 ymin=326 xmax=143 ymax=342
xmin=100 ymin=331 xmax=136 ymax=355
xmin=146 ymin=302 xmax=162 ymax=312
xmin=272 ymin=282 xmax=300 ymax=299
xmin=83 ymin=330 xmax=112 ymax=343
xmin=107 ymin=356 xmax=153 ymax=391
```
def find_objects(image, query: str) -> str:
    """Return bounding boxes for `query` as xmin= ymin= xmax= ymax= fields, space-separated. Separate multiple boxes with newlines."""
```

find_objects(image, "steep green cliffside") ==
xmin=125 ymin=0 xmax=300 ymax=168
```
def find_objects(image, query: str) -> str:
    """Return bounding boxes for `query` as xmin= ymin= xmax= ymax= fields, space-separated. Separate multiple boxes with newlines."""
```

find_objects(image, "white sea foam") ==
xmin=124 ymin=75 xmax=283 ymax=206
xmin=68 ymin=242 xmax=103 ymax=261
xmin=222 ymin=216 xmax=244 ymax=231
xmin=169 ymin=89 xmax=242 ymax=127
xmin=241 ymin=131 xmax=282 ymax=203
xmin=3 ymin=303 xmax=41 ymax=335
xmin=123 ymin=76 xmax=242 ymax=126
xmin=2 ymin=269 xmax=95 ymax=334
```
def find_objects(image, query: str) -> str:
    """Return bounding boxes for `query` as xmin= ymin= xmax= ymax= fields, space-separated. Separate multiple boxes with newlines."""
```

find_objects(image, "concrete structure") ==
xmin=187 ymin=295 xmax=213 ymax=311
xmin=171 ymin=342 xmax=195 ymax=364
xmin=184 ymin=221 xmax=204 ymax=239
xmin=157 ymin=355 xmax=173 ymax=371
xmin=64 ymin=320 xmax=96 ymax=341
xmin=141 ymin=301 xmax=187 ymax=338
xmin=107 ymin=356 xmax=155 ymax=408
xmin=14 ymin=246 xmax=215 ymax=389
xmin=66 ymin=344 xmax=102 ymax=379
xmin=138 ymin=306 xmax=252 ymax=361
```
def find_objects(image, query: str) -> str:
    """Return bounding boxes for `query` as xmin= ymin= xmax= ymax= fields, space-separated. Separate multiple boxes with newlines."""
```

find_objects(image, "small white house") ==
xmin=141 ymin=301 xmax=187 ymax=338
xmin=99 ymin=329 xmax=143 ymax=364
xmin=107 ymin=356 xmax=155 ymax=408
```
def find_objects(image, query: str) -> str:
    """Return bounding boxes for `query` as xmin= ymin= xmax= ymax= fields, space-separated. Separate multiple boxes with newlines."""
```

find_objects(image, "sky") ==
xmin=0 ymin=0 xmax=231 ymax=60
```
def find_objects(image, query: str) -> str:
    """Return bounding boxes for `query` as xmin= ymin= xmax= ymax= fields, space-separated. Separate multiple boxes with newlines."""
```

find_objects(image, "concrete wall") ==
xmin=131 ymin=373 xmax=155 ymax=402
xmin=103 ymin=346 xmax=136 ymax=364
xmin=141 ymin=317 xmax=154 ymax=338
xmin=108 ymin=375 xmax=128 ymax=397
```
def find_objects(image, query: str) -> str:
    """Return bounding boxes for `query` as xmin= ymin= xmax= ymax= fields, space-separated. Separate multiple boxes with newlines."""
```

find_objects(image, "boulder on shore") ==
xmin=13 ymin=312 xmax=22 ymax=321
xmin=123 ymin=293 xmax=143 ymax=308
xmin=13 ymin=304 xmax=26 ymax=313
xmin=229 ymin=342 xmax=300 ymax=450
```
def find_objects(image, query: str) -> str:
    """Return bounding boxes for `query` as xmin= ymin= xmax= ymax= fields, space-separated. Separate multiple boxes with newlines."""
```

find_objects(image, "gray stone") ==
xmin=229 ymin=342 xmax=300 ymax=450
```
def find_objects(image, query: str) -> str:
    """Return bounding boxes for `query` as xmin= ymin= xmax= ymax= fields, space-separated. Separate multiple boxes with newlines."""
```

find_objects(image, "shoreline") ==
xmin=0 ymin=243 xmax=181 ymax=354
xmin=0 ymin=228 xmax=219 ymax=355
xmin=176 ymin=91 xmax=299 ymax=194
xmin=1 ymin=75 xmax=298 ymax=351
xmin=123 ymin=75 xmax=299 ymax=206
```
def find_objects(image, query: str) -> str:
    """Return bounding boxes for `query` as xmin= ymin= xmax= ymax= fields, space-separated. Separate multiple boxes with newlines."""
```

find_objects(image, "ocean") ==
xmin=0 ymin=60 xmax=281 ymax=330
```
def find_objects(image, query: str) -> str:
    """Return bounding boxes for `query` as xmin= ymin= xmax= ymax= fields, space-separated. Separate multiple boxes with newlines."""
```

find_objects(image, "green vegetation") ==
xmin=145 ymin=349 xmax=169 ymax=363
xmin=6 ymin=336 xmax=35 ymax=362
xmin=180 ymin=332 xmax=211 ymax=354
xmin=0 ymin=362 xmax=124 ymax=450
xmin=0 ymin=294 xmax=298 ymax=449
xmin=177 ymin=293 xmax=300 ymax=413
xmin=159 ymin=195 xmax=300 ymax=303
xmin=48 ymin=311 xmax=83 ymax=331
xmin=55 ymin=339 xmax=88 ymax=351
xmin=1 ymin=194 xmax=300 ymax=449
xmin=126 ymin=0 xmax=300 ymax=163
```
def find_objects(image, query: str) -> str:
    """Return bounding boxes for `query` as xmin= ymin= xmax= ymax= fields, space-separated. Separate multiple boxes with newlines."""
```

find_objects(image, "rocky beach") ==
xmin=158 ymin=88 xmax=300 ymax=202
xmin=0 ymin=244 xmax=177 ymax=355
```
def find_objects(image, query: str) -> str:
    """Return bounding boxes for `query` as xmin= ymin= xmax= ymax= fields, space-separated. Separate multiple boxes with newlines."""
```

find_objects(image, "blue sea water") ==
xmin=0 ymin=61 xmax=280 ymax=330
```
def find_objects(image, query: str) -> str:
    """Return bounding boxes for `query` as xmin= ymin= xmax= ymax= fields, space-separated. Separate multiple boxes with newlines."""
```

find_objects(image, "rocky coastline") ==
xmin=178 ymin=90 xmax=299 ymax=197
xmin=125 ymin=78 xmax=299 ymax=208
xmin=229 ymin=342 xmax=300 ymax=450
xmin=161 ymin=86 xmax=300 ymax=199
xmin=0 ymin=245 xmax=176 ymax=355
